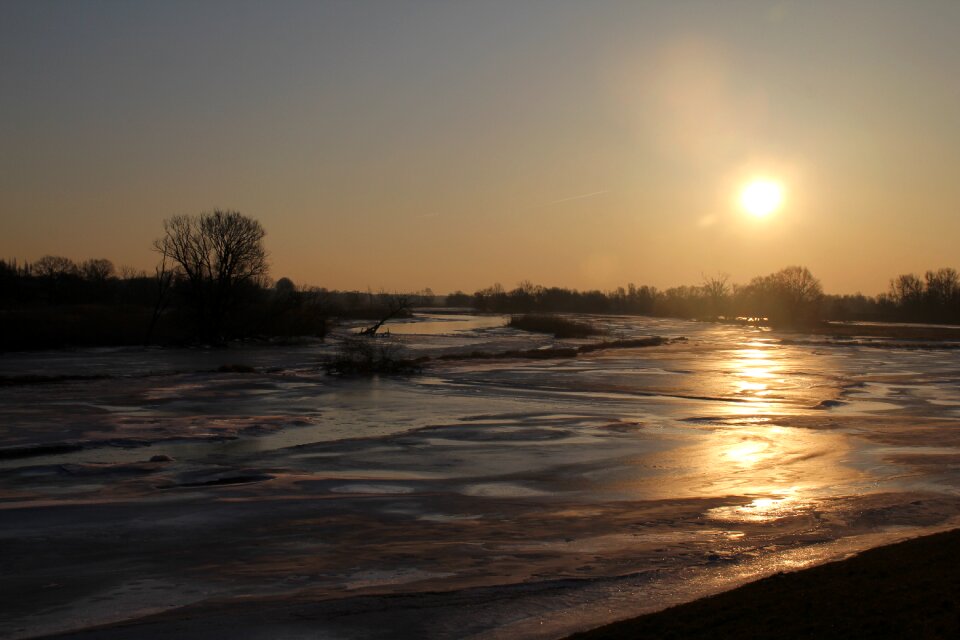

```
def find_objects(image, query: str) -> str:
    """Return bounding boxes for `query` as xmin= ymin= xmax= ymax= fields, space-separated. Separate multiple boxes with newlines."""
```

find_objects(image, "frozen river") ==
xmin=2 ymin=314 xmax=960 ymax=638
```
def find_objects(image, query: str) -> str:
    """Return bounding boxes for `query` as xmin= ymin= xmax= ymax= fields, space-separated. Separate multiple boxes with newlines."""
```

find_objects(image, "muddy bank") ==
xmin=570 ymin=527 xmax=960 ymax=640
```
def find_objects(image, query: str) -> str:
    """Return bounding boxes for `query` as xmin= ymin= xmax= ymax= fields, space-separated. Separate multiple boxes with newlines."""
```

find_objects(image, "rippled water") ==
xmin=2 ymin=314 xmax=960 ymax=639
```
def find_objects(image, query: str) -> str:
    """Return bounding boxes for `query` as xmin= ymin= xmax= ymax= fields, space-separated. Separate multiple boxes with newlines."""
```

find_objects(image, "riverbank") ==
xmin=569 ymin=528 xmax=960 ymax=639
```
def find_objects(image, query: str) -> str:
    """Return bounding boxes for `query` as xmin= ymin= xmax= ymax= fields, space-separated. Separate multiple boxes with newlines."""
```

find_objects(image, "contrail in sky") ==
xmin=538 ymin=190 xmax=609 ymax=208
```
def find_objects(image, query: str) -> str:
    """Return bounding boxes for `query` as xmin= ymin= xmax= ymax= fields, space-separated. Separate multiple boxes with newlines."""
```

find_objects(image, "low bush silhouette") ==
xmin=324 ymin=336 xmax=422 ymax=376
xmin=508 ymin=314 xmax=603 ymax=338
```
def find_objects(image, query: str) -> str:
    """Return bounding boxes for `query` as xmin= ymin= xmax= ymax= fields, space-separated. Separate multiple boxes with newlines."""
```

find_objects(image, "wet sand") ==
xmin=570 ymin=527 xmax=960 ymax=640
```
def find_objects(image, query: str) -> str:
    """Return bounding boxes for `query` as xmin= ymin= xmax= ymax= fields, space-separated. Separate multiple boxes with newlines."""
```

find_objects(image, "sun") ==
xmin=740 ymin=179 xmax=784 ymax=218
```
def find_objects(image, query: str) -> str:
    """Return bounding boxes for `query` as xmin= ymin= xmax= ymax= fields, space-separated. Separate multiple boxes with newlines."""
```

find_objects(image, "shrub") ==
xmin=324 ymin=336 xmax=422 ymax=376
xmin=508 ymin=314 xmax=603 ymax=339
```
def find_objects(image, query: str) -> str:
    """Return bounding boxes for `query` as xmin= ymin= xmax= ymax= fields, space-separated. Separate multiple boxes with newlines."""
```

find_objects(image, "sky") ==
xmin=2 ymin=0 xmax=959 ymax=295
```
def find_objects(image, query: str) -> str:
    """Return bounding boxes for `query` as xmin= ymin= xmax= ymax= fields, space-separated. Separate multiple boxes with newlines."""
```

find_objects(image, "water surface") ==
xmin=2 ymin=313 xmax=959 ymax=639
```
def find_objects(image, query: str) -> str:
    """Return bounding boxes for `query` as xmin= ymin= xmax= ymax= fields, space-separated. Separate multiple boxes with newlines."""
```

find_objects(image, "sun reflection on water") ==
xmin=731 ymin=349 xmax=780 ymax=390
xmin=708 ymin=488 xmax=805 ymax=523
xmin=620 ymin=339 xmax=861 ymax=525
xmin=669 ymin=419 xmax=861 ymax=523
xmin=723 ymin=436 xmax=773 ymax=468
xmin=720 ymin=345 xmax=794 ymax=414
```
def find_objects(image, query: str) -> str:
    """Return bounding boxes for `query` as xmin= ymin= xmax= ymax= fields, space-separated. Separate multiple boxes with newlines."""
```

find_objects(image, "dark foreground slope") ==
xmin=569 ymin=528 xmax=960 ymax=640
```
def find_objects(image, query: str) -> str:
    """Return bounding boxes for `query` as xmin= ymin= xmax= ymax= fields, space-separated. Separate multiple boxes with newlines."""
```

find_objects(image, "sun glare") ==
xmin=740 ymin=179 xmax=784 ymax=218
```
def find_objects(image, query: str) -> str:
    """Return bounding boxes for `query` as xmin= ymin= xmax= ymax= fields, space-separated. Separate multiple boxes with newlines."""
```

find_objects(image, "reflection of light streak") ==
xmin=724 ymin=439 xmax=768 ymax=467
xmin=736 ymin=380 xmax=767 ymax=392
xmin=691 ymin=420 xmax=856 ymax=524
xmin=724 ymin=399 xmax=776 ymax=416
xmin=723 ymin=346 xmax=785 ymax=412
xmin=709 ymin=487 xmax=803 ymax=522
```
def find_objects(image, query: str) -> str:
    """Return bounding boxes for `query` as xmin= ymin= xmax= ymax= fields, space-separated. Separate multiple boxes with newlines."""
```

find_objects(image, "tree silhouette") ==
xmin=924 ymin=268 xmax=959 ymax=319
xmin=153 ymin=210 xmax=268 ymax=342
xmin=734 ymin=266 xmax=822 ymax=325
xmin=889 ymin=274 xmax=924 ymax=307
xmin=702 ymin=272 xmax=731 ymax=317
xmin=80 ymin=258 xmax=114 ymax=283
xmin=359 ymin=295 xmax=410 ymax=336
xmin=34 ymin=255 xmax=77 ymax=279
xmin=772 ymin=265 xmax=823 ymax=322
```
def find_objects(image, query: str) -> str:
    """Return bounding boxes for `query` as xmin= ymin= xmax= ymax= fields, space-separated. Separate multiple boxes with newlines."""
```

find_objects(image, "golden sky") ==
xmin=2 ymin=1 xmax=959 ymax=294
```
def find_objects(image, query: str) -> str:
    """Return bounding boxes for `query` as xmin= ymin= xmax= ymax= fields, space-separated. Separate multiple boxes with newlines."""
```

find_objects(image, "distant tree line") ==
xmin=0 ymin=255 xmax=146 ymax=305
xmin=882 ymin=268 xmax=960 ymax=323
xmin=0 ymin=211 xmax=438 ymax=350
xmin=4 ymin=208 xmax=960 ymax=350
xmin=454 ymin=265 xmax=960 ymax=327
xmin=0 ymin=212 xmax=371 ymax=349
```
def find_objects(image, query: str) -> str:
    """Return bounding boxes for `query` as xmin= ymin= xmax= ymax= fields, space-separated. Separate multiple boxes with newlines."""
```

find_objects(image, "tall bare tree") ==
xmin=153 ymin=210 xmax=268 ymax=342
xmin=925 ymin=268 xmax=959 ymax=308
xmin=34 ymin=255 xmax=77 ymax=279
xmin=33 ymin=255 xmax=79 ymax=303
xmin=80 ymin=258 xmax=115 ymax=283
xmin=701 ymin=272 xmax=730 ymax=317
xmin=734 ymin=266 xmax=822 ymax=325
xmin=889 ymin=273 xmax=924 ymax=306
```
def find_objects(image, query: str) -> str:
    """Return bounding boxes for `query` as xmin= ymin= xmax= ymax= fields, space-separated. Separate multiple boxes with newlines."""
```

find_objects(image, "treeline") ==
xmin=5 ymin=240 xmax=960 ymax=351
xmin=454 ymin=266 xmax=960 ymax=327
xmin=0 ymin=256 xmax=152 ymax=306
xmin=0 ymin=257 xmax=173 ymax=350
xmin=453 ymin=267 xmax=823 ymax=324
xmin=0 ymin=255 xmax=424 ymax=350
xmin=2 ymin=209 xmax=443 ymax=350
xmin=882 ymin=269 xmax=960 ymax=323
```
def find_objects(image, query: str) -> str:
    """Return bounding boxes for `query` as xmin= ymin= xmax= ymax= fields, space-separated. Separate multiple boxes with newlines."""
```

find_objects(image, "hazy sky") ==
xmin=2 ymin=1 xmax=959 ymax=294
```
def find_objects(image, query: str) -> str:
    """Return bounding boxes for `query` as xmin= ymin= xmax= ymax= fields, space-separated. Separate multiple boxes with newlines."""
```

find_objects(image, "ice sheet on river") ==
xmin=2 ymin=314 xmax=960 ymax=639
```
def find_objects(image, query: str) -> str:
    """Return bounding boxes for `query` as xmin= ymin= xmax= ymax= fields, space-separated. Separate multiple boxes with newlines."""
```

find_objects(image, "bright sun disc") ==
xmin=740 ymin=180 xmax=784 ymax=217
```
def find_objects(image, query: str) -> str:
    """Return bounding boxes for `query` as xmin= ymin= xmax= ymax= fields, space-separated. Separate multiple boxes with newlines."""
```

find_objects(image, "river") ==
xmin=2 ymin=313 xmax=959 ymax=638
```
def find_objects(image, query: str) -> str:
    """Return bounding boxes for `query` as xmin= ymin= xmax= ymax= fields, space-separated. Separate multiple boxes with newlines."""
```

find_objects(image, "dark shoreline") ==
xmin=568 ymin=528 xmax=960 ymax=640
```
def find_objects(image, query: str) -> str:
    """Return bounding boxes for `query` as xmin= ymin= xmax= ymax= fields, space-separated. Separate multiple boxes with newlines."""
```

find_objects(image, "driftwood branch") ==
xmin=359 ymin=296 xmax=410 ymax=336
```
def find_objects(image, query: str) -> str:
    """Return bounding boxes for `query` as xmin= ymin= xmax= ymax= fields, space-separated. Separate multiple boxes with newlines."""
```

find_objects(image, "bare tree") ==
xmin=144 ymin=252 xmax=175 ymax=346
xmin=34 ymin=255 xmax=77 ymax=279
xmin=771 ymin=265 xmax=823 ymax=323
xmin=889 ymin=273 xmax=924 ymax=306
xmin=359 ymin=295 xmax=410 ymax=336
xmin=80 ymin=258 xmax=115 ymax=283
xmin=119 ymin=265 xmax=146 ymax=280
xmin=701 ymin=272 xmax=730 ymax=317
xmin=734 ymin=266 xmax=823 ymax=325
xmin=153 ymin=210 xmax=268 ymax=342
xmin=33 ymin=255 xmax=79 ymax=303
xmin=925 ymin=268 xmax=959 ymax=308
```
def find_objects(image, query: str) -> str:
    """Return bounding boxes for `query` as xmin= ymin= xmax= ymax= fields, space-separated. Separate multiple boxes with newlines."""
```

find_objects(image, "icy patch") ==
xmin=418 ymin=513 xmax=483 ymax=522
xmin=329 ymin=483 xmax=415 ymax=495
xmin=706 ymin=490 xmax=820 ymax=523
xmin=344 ymin=568 xmax=455 ymax=590
xmin=829 ymin=400 xmax=900 ymax=414
xmin=461 ymin=483 xmax=549 ymax=498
